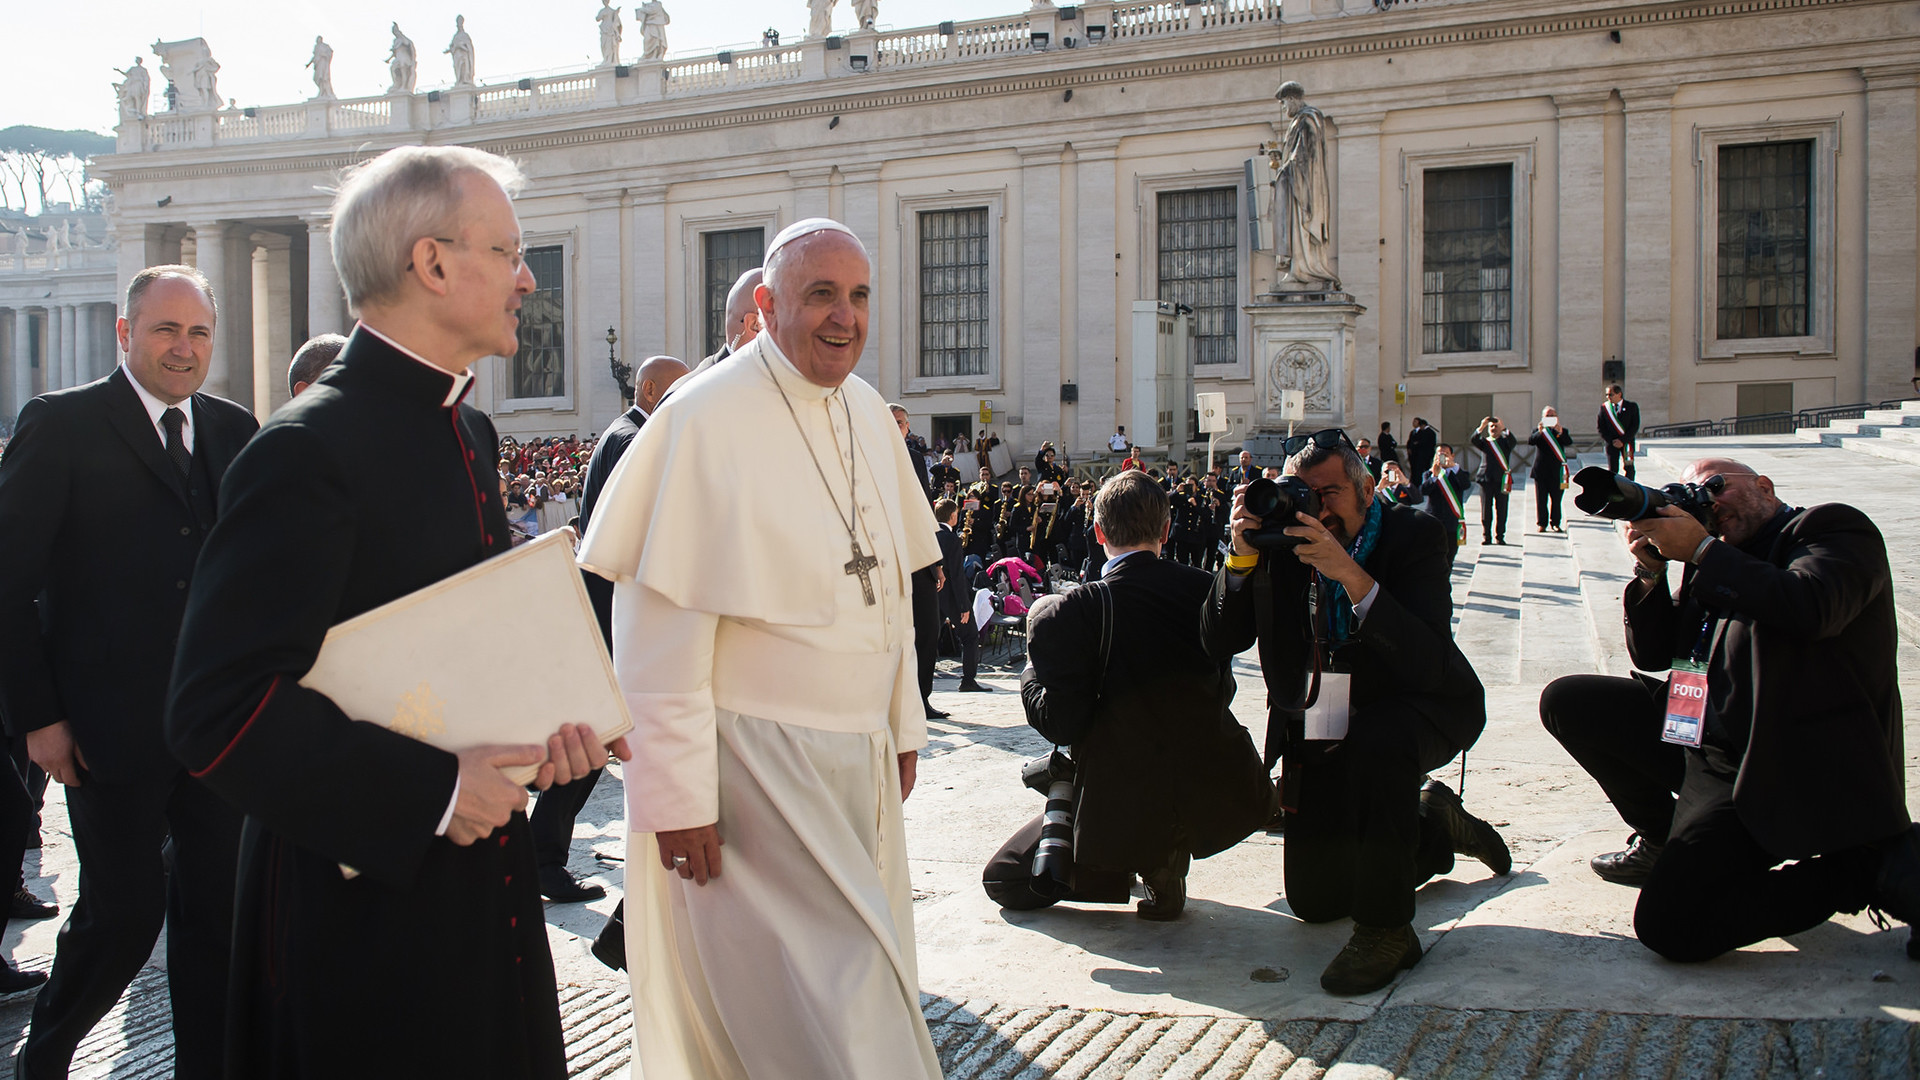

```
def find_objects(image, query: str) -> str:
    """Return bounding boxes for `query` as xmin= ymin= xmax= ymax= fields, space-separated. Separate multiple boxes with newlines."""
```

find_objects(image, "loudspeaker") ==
xmin=1602 ymin=359 xmax=1624 ymax=385
xmin=1060 ymin=383 xmax=1079 ymax=403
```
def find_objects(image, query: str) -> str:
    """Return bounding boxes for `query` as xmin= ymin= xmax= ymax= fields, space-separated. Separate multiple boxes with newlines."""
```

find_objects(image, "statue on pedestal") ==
xmin=113 ymin=58 xmax=151 ymax=122
xmin=853 ymin=0 xmax=879 ymax=29
xmin=307 ymin=36 xmax=336 ymax=99
xmin=191 ymin=54 xmax=222 ymax=112
xmin=808 ymin=0 xmax=836 ymax=38
xmin=446 ymin=16 xmax=476 ymax=87
xmin=638 ymin=2 xmax=670 ymax=61
xmin=596 ymin=0 xmax=623 ymax=67
xmin=1272 ymin=81 xmax=1338 ymax=288
xmin=10 ymin=230 xmax=26 ymax=258
xmin=388 ymin=23 xmax=418 ymax=94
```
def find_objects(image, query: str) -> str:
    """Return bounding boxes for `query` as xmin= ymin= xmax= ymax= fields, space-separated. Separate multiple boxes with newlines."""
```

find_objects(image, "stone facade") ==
xmin=49 ymin=0 xmax=1920 ymax=461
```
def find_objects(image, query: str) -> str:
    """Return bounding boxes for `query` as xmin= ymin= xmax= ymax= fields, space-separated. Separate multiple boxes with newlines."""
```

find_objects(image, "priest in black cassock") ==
xmin=165 ymin=145 xmax=626 ymax=1079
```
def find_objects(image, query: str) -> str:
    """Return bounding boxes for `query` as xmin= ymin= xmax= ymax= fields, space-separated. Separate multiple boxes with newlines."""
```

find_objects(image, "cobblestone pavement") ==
xmin=3 ymin=437 xmax=1917 ymax=1077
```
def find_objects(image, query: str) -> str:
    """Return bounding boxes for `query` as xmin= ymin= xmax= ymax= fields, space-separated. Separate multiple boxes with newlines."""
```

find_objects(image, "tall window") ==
xmin=918 ymin=207 xmax=991 ymax=378
xmin=703 ymin=228 xmax=764 ymax=358
xmin=511 ymin=245 xmax=566 ymax=399
xmin=1717 ymin=141 xmax=1811 ymax=339
xmin=1421 ymin=164 xmax=1512 ymax=354
xmin=1157 ymin=188 xmax=1238 ymax=366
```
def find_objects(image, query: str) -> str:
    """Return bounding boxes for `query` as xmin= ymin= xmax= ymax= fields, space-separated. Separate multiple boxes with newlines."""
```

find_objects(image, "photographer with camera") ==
xmin=980 ymin=471 xmax=1273 ymax=919
xmin=1527 ymin=406 xmax=1576 ymax=534
xmin=1202 ymin=430 xmax=1509 ymax=994
xmin=1542 ymin=458 xmax=1918 ymax=961
xmin=1420 ymin=444 xmax=1470 ymax=572
xmin=1470 ymin=417 xmax=1517 ymax=545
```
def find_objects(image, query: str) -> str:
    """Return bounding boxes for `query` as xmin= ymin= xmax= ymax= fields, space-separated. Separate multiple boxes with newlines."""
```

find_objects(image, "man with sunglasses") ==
xmin=1202 ymin=428 xmax=1509 ymax=995
xmin=1539 ymin=458 xmax=1917 ymax=962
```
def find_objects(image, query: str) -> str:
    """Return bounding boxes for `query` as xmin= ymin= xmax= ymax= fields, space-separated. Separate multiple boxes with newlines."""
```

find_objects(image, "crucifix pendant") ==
xmin=844 ymin=539 xmax=880 ymax=606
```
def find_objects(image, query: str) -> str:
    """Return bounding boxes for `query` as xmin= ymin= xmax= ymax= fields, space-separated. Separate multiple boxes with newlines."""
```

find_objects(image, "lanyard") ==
xmin=1688 ymin=614 xmax=1714 ymax=665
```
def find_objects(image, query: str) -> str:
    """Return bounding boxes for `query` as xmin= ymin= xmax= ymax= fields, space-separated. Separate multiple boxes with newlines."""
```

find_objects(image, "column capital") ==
xmin=301 ymin=213 xmax=333 ymax=231
xmin=1066 ymin=137 xmax=1121 ymax=161
xmin=787 ymin=166 xmax=835 ymax=186
xmin=1618 ymin=84 xmax=1677 ymax=111
xmin=1862 ymin=64 xmax=1920 ymax=91
xmin=188 ymin=219 xmax=228 ymax=234
xmin=839 ymin=163 xmax=884 ymax=184
xmin=1018 ymin=143 xmax=1067 ymax=167
xmin=1335 ymin=112 xmax=1387 ymax=137
xmin=627 ymin=183 xmax=670 ymax=205
xmin=583 ymin=187 xmax=630 ymax=208
xmin=1553 ymin=90 xmax=1616 ymax=119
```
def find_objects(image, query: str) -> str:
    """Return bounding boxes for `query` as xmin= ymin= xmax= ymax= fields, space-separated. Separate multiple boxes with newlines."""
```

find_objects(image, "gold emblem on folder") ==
xmin=390 ymin=681 xmax=447 ymax=739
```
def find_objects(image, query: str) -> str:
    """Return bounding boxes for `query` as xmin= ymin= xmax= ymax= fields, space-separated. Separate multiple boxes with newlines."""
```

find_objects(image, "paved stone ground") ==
xmin=3 ymin=435 xmax=1916 ymax=1077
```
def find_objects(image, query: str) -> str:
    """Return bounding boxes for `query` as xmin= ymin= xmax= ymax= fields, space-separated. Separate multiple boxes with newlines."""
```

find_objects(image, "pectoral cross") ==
xmin=844 ymin=540 xmax=880 ymax=606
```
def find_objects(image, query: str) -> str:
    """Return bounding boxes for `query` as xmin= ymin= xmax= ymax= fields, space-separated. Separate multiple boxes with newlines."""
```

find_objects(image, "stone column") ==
xmin=839 ymin=164 xmax=885 ymax=389
xmin=1073 ymin=140 xmax=1120 ymax=456
xmin=1863 ymin=66 xmax=1919 ymax=403
xmin=252 ymin=232 xmax=293 ymax=418
xmin=305 ymin=216 xmax=346 ymax=338
xmin=629 ymin=185 xmax=670 ymax=363
xmin=585 ymin=189 xmax=627 ymax=430
xmin=1335 ymin=112 xmax=1385 ymax=433
xmin=1620 ymin=87 xmax=1674 ymax=425
xmin=190 ymin=221 xmax=232 ymax=397
xmin=72 ymin=303 xmax=95 ymax=387
xmin=45 ymin=306 xmax=65 ymax=392
xmin=1554 ymin=91 xmax=1614 ymax=407
xmin=1018 ymin=146 xmax=1065 ymax=456
xmin=61 ymin=306 xmax=81 ymax=389
xmin=10 ymin=309 xmax=31 ymax=410
xmin=791 ymin=166 xmax=833 ymax=223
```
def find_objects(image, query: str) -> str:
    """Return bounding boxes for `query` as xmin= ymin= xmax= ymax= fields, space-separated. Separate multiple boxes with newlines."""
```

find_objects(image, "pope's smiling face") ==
xmin=758 ymin=231 xmax=870 ymax=388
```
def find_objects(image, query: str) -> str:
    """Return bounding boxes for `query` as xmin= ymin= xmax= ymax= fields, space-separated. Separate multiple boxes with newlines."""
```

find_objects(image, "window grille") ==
xmin=1157 ymin=187 xmax=1238 ymax=365
xmin=1421 ymin=165 xmax=1513 ymax=354
xmin=512 ymin=245 xmax=566 ymax=398
xmin=703 ymin=228 xmax=765 ymax=358
xmin=1717 ymin=140 xmax=1811 ymax=339
xmin=918 ymin=207 xmax=991 ymax=378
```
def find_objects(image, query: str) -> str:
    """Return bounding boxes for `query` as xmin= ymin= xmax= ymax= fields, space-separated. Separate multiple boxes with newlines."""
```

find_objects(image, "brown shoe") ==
xmin=1320 ymin=923 xmax=1422 ymax=995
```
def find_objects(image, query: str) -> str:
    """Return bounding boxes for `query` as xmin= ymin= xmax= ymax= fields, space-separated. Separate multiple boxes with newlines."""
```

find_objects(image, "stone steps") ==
xmin=1795 ymin=399 xmax=1920 ymax=467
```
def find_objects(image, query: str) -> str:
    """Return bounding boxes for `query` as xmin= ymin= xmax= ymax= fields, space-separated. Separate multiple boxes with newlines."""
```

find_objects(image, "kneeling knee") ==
xmin=1633 ymin=895 xmax=1724 ymax=964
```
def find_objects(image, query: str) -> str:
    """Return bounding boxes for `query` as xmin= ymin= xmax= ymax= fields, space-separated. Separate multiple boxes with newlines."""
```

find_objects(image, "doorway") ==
xmin=1441 ymin=393 xmax=1495 ymax=468
xmin=931 ymin=414 xmax=974 ymax=451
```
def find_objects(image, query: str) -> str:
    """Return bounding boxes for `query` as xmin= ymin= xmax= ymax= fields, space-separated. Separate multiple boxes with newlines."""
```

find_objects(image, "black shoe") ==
xmin=1590 ymin=834 xmax=1665 ymax=886
xmin=925 ymin=708 xmax=951 ymax=720
xmin=956 ymin=681 xmax=993 ymax=693
xmin=1320 ymin=923 xmax=1422 ymax=995
xmin=1871 ymin=823 xmax=1920 ymax=926
xmin=0 ymin=964 xmax=45 ymax=998
xmin=10 ymin=889 xmax=56 ymax=921
xmin=1137 ymin=867 xmax=1186 ymax=921
xmin=538 ymin=866 xmax=607 ymax=903
xmin=1421 ymin=779 xmax=1511 ymax=875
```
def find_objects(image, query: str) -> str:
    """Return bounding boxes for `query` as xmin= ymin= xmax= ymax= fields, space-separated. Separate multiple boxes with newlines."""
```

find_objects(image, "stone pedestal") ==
xmin=1246 ymin=289 xmax=1366 ymax=431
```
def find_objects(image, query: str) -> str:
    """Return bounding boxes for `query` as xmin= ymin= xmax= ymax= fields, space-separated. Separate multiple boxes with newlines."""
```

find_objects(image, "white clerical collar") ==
xmin=754 ymin=333 xmax=840 ymax=404
xmin=357 ymin=322 xmax=475 ymax=407
xmin=119 ymin=362 xmax=195 ymax=450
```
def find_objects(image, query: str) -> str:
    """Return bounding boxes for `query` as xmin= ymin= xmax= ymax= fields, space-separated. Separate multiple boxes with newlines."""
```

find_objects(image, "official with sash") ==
xmin=1528 ymin=407 xmax=1576 ymax=534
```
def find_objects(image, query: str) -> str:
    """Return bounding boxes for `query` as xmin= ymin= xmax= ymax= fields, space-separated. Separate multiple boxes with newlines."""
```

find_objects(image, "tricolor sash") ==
xmin=1541 ymin=428 xmax=1571 ymax=489
xmin=1605 ymin=402 xmax=1635 ymax=462
xmin=1435 ymin=471 xmax=1467 ymax=546
xmin=1485 ymin=437 xmax=1513 ymax=494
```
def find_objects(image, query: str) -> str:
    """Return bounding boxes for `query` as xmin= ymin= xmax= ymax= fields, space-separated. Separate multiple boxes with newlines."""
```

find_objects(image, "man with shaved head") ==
xmin=686 ymin=266 xmax=764 ymax=380
xmin=580 ymin=219 xmax=942 ymax=1077
xmin=1541 ymin=457 xmax=1917 ymax=963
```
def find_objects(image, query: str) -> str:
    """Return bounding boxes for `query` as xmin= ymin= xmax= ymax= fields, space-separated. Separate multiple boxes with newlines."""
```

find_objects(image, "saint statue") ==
xmin=853 ymin=0 xmax=879 ymax=29
xmin=638 ymin=2 xmax=670 ymax=61
xmin=113 ymin=57 xmax=151 ymax=122
xmin=307 ymin=36 xmax=336 ymax=99
xmin=1273 ymin=81 xmax=1338 ymax=288
xmin=191 ymin=54 xmax=221 ymax=112
xmin=446 ymin=16 xmax=476 ymax=87
xmin=597 ymin=0 xmax=623 ymax=67
xmin=388 ymin=23 xmax=418 ymax=94
xmin=808 ymin=0 xmax=837 ymax=38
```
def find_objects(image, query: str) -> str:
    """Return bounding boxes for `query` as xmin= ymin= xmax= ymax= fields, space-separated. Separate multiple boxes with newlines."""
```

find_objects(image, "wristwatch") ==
xmin=1634 ymin=562 xmax=1667 ymax=583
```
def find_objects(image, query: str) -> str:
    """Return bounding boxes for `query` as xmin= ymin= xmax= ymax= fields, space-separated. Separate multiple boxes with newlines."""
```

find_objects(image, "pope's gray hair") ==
xmin=762 ymin=228 xmax=870 ymax=296
xmin=329 ymin=145 xmax=526 ymax=313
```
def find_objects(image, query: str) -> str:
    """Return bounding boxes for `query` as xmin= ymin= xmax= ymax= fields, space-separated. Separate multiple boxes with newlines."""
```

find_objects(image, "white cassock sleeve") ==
xmin=614 ymin=579 xmax=721 ymax=833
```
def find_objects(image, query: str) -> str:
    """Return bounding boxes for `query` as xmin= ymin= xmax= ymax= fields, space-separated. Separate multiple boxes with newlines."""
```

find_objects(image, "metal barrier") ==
xmin=1642 ymin=399 xmax=1915 ymax=439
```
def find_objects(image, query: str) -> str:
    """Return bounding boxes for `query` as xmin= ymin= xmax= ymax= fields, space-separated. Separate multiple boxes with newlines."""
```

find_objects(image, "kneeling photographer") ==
xmin=1202 ymin=430 xmax=1509 ymax=995
xmin=981 ymin=471 xmax=1274 ymax=920
xmin=1541 ymin=458 xmax=1918 ymax=961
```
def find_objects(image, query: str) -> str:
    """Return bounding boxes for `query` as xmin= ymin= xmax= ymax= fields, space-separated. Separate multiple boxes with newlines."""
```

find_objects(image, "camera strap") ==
xmin=1257 ymin=563 xmax=1326 ymax=713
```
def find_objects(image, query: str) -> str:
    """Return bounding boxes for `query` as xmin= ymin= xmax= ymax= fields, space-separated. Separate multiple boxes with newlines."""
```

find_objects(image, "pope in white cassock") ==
xmin=578 ymin=218 xmax=944 ymax=1078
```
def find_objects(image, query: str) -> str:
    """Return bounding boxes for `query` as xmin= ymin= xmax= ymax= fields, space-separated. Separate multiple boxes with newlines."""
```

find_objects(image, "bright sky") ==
xmin=5 ymin=0 xmax=1030 ymax=135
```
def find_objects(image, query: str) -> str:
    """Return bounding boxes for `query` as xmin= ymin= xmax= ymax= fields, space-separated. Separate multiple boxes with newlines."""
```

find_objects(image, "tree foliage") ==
xmin=0 ymin=127 xmax=113 ymax=214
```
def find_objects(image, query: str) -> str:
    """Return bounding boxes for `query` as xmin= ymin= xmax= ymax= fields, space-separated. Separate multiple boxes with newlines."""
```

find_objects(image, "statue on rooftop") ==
xmin=388 ymin=23 xmax=418 ymax=94
xmin=1272 ymin=80 xmax=1338 ymax=288
xmin=597 ymin=0 xmax=623 ymax=67
xmin=638 ymin=2 xmax=670 ymax=61
xmin=113 ymin=58 xmax=151 ymax=122
xmin=307 ymin=36 xmax=336 ymax=99
xmin=190 ymin=54 xmax=221 ymax=112
xmin=852 ymin=0 xmax=878 ymax=28
xmin=446 ymin=16 xmax=476 ymax=87
xmin=808 ymin=0 xmax=836 ymax=38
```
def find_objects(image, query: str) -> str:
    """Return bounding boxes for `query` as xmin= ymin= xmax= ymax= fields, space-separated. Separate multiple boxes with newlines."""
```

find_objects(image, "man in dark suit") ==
xmin=0 ymin=265 xmax=258 ymax=1079
xmin=165 ymin=145 xmax=622 ymax=1078
xmin=1540 ymin=457 xmax=1918 ymax=960
xmin=1527 ymin=407 xmax=1575 ymax=533
xmin=1418 ymin=444 xmax=1469 ymax=572
xmin=533 ymin=353 xmax=686 ymax=904
xmin=983 ymin=471 xmax=1273 ymax=919
xmin=1405 ymin=418 xmax=1437 ymax=479
xmin=1226 ymin=449 xmax=1260 ymax=490
xmin=683 ymin=268 xmax=762 ymax=382
xmin=934 ymin=499 xmax=988 ymax=694
xmin=1470 ymin=417 xmax=1516 ymax=545
xmin=1598 ymin=384 xmax=1640 ymax=481
xmin=1201 ymin=434 xmax=1509 ymax=995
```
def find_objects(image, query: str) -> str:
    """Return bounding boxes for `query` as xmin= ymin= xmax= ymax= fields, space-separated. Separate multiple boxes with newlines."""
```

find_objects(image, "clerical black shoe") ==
xmin=538 ymin=867 xmax=607 ymax=903
xmin=925 ymin=707 xmax=952 ymax=720
xmin=1420 ymin=779 xmax=1511 ymax=875
xmin=10 ymin=888 xmax=56 ymax=921
xmin=0 ymin=964 xmax=46 ymax=999
xmin=1590 ymin=834 xmax=1666 ymax=887
xmin=956 ymin=681 xmax=993 ymax=693
xmin=1320 ymin=923 xmax=1422 ymax=995
xmin=1137 ymin=867 xmax=1186 ymax=921
xmin=1871 ymin=823 xmax=1920 ymax=927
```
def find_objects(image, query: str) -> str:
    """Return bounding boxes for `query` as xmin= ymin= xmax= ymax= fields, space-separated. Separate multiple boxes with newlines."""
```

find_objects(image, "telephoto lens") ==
xmin=1020 ymin=750 xmax=1077 ymax=900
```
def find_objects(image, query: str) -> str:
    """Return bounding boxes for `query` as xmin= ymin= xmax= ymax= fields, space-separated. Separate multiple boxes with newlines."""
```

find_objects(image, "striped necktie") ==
xmin=161 ymin=407 xmax=191 ymax=478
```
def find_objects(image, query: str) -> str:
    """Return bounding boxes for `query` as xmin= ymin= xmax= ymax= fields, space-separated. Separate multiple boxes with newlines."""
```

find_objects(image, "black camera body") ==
xmin=1241 ymin=476 xmax=1324 ymax=551
xmin=1571 ymin=465 xmax=1716 ymax=527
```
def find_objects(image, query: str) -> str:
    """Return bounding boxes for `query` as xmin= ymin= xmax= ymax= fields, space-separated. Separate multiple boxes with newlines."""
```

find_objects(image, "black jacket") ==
xmin=1021 ymin=553 xmax=1272 ymax=870
xmin=1624 ymin=503 xmax=1906 ymax=860
xmin=1405 ymin=426 xmax=1438 ymax=475
xmin=937 ymin=524 xmax=967 ymax=620
xmin=578 ymin=403 xmax=647 ymax=645
xmin=1598 ymin=400 xmax=1641 ymax=445
xmin=1201 ymin=503 xmax=1486 ymax=766
xmin=0 ymin=367 xmax=256 ymax=782
xmin=1527 ymin=425 xmax=1575 ymax=483
xmin=1470 ymin=431 xmax=1518 ymax=485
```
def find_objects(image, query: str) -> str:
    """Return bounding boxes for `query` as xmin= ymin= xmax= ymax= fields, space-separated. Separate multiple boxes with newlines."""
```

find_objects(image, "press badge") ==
xmin=1661 ymin=660 xmax=1708 ymax=747
xmin=1304 ymin=672 xmax=1352 ymax=741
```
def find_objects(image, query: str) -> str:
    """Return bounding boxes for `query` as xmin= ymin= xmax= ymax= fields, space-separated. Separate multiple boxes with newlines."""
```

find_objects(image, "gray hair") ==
xmin=762 ymin=227 xmax=869 ymax=296
xmin=125 ymin=264 xmax=217 ymax=326
xmin=1286 ymin=442 xmax=1372 ymax=494
xmin=288 ymin=333 xmax=347 ymax=394
xmin=329 ymin=145 xmax=526 ymax=312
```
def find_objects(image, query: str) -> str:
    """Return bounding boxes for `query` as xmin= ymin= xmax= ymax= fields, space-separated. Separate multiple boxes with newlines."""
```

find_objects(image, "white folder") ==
xmin=299 ymin=530 xmax=634 ymax=785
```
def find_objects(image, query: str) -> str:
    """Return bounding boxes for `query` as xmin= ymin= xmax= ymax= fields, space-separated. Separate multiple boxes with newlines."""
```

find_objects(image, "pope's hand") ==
xmin=27 ymin=721 xmax=88 ymax=788
xmin=899 ymin=750 xmax=918 ymax=802
xmin=448 ymin=743 xmax=545 ymax=846
xmin=659 ymin=825 xmax=723 ymax=885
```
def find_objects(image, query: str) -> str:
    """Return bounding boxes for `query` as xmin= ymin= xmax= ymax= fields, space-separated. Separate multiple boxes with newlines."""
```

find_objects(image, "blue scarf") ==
xmin=1329 ymin=500 xmax=1384 ymax=646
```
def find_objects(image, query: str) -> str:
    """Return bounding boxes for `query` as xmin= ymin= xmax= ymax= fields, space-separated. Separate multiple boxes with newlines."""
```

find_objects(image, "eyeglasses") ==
xmin=408 ymin=236 xmax=528 ymax=272
xmin=1281 ymin=427 xmax=1356 ymax=457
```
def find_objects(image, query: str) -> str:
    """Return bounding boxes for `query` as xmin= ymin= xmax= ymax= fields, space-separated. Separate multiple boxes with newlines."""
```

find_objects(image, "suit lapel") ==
xmin=190 ymin=394 xmax=243 ymax=488
xmin=103 ymin=369 xmax=190 ymax=505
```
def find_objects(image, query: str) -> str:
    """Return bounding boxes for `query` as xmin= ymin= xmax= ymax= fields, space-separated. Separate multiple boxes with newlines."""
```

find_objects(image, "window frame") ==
xmin=1136 ymin=170 xmax=1253 ymax=382
xmin=679 ymin=210 xmax=782 ymax=365
xmin=1693 ymin=119 xmax=1838 ymax=362
xmin=899 ymin=189 xmax=1005 ymax=395
xmin=492 ymin=230 xmax=575 ymax=414
xmin=1400 ymin=143 xmax=1535 ymax=373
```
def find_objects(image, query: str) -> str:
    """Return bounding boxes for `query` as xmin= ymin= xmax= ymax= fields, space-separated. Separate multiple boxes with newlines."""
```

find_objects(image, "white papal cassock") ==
xmin=578 ymin=330 xmax=943 ymax=1080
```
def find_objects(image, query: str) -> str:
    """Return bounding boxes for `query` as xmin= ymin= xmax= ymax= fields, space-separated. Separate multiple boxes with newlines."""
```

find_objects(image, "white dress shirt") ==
xmin=120 ymin=363 xmax=196 ymax=453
